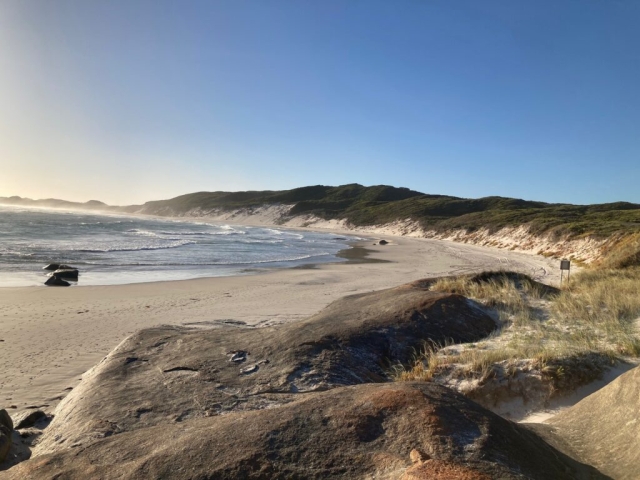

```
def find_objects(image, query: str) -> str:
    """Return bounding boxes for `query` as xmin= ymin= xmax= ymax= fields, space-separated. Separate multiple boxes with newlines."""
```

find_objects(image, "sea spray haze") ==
xmin=0 ymin=205 xmax=353 ymax=286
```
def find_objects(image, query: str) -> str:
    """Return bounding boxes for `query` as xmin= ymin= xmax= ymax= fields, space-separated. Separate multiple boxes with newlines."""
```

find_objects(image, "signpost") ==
xmin=560 ymin=259 xmax=571 ymax=283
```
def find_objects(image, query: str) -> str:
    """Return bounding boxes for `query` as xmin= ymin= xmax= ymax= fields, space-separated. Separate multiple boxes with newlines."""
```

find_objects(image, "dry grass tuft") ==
xmin=552 ymin=268 xmax=640 ymax=355
xmin=396 ymin=269 xmax=640 ymax=397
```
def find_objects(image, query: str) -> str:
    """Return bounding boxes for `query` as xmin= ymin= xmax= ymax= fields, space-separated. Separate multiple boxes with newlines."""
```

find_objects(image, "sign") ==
xmin=560 ymin=260 xmax=571 ymax=271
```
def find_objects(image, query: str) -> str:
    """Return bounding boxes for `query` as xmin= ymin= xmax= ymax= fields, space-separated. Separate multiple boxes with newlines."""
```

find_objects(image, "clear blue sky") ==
xmin=1 ymin=1 xmax=638 ymax=205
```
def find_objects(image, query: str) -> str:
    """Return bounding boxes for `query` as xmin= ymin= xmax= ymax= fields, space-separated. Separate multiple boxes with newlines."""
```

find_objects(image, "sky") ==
xmin=1 ymin=1 xmax=639 ymax=206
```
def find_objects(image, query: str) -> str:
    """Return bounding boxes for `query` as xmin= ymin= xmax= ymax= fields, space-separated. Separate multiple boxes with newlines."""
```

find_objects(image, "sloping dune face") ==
xmin=543 ymin=365 xmax=640 ymax=480
xmin=4 ymin=282 xmax=607 ymax=479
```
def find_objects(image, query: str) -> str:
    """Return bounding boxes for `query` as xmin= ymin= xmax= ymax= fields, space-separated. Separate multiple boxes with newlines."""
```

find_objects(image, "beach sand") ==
xmin=0 ymin=233 xmax=562 ymax=414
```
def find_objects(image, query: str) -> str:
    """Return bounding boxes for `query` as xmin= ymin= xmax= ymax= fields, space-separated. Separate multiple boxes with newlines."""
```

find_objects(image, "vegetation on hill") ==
xmin=130 ymin=183 xmax=640 ymax=241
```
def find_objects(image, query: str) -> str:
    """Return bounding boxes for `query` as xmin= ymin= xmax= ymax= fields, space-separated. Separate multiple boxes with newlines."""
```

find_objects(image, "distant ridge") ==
xmin=122 ymin=183 xmax=640 ymax=239
xmin=0 ymin=196 xmax=110 ymax=211
xmin=3 ymin=184 xmax=640 ymax=266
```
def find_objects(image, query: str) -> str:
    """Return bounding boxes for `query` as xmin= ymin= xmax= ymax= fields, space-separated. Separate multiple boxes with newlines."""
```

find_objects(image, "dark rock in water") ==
xmin=50 ymin=269 xmax=79 ymax=280
xmin=7 ymin=383 xmax=605 ymax=479
xmin=43 ymin=264 xmax=73 ymax=271
xmin=44 ymin=276 xmax=70 ymax=287
xmin=379 ymin=239 xmax=388 ymax=245
xmin=14 ymin=410 xmax=47 ymax=429
xmin=0 ymin=409 xmax=13 ymax=431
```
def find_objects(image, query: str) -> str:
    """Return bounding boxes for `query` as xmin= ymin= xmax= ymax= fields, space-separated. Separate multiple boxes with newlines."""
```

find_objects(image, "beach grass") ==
xmin=395 ymin=269 xmax=640 ymax=385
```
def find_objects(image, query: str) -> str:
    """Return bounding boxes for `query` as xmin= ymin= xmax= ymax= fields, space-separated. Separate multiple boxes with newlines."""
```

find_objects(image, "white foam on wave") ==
xmin=78 ymin=240 xmax=197 ymax=253
xmin=126 ymin=229 xmax=161 ymax=237
xmin=157 ymin=230 xmax=246 ymax=236
xmin=263 ymin=228 xmax=304 ymax=239
xmin=238 ymin=239 xmax=284 ymax=244
xmin=210 ymin=252 xmax=332 ymax=265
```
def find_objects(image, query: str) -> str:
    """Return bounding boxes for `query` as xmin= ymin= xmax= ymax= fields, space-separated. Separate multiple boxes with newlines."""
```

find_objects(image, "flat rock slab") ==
xmin=5 ymin=382 xmax=603 ymax=480
xmin=34 ymin=285 xmax=498 ymax=455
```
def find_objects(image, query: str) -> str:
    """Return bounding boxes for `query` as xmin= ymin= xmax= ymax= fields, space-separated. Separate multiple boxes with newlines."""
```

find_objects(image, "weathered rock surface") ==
xmin=33 ymin=285 xmax=498 ymax=455
xmin=1 ymin=281 xmax=615 ymax=478
xmin=533 ymin=365 xmax=640 ymax=480
xmin=5 ymin=383 xmax=604 ymax=479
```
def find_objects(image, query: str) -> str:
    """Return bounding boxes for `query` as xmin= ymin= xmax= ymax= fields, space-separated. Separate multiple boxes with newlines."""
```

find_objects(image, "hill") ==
xmin=0 ymin=196 xmax=109 ymax=211
xmin=4 ymin=184 xmax=640 ymax=265
xmin=123 ymin=184 xmax=640 ymax=239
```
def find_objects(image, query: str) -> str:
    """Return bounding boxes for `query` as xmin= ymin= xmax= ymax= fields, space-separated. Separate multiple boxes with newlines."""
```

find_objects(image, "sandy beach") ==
xmin=0 ymin=231 xmax=562 ymax=414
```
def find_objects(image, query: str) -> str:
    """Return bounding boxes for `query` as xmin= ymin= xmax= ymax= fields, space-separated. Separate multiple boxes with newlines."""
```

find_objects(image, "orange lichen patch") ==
xmin=367 ymin=388 xmax=428 ymax=410
xmin=401 ymin=459 xmax=492 ymax=480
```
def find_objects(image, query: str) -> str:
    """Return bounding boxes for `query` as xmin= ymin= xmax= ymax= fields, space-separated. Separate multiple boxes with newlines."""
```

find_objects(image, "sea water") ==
xmin=0 ymin=205 xmax=355 ymax=287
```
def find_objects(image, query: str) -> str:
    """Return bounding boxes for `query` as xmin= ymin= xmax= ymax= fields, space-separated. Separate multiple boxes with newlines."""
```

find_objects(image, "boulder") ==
xmin=5 ymin=383 xmax=604 ymax=479
xmin=50 ymin=269 xmax=79 ymax=280
xmin=379 ymin=239 xmax=389 ymax=245
xmin=13 ymin=410 xmax=46 ymax=430
xmin=44 ymin=276 xmax=70 ymax=287
xmin=33 ymin=284 xmax=498 ymax=455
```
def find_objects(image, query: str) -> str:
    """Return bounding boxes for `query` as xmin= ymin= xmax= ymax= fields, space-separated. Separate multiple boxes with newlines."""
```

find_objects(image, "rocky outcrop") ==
xmin=33 ymin=284 xmax=498 ymax=455
xmin=2 ymin=281 xmax=616 ymax=478
xmin=5 ymin=383 xmax=603 ymax=480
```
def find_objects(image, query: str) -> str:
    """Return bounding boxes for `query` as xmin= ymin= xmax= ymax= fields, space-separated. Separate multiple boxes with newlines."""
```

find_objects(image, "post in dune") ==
xmin=560 ymin=259 xmax=571 ymax=283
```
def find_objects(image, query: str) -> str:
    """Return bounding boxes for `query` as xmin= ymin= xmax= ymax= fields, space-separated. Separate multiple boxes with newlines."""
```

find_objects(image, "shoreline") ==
xmin=0 ymin=224 xmax=563 ymax=416
xmin=0 ymin=209 xmax=367 ymax=289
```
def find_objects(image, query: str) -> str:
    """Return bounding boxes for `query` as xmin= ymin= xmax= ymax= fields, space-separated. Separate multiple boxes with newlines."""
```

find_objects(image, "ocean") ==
xmin=0 ymin=205 xmax=356 ymax=287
